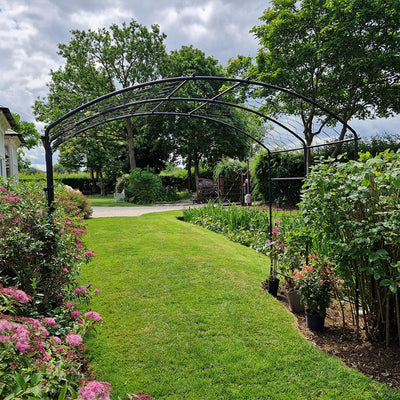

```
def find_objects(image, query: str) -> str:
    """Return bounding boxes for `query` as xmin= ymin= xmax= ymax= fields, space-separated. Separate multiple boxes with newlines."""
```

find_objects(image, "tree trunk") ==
xmin=331 ymin=124 xmax=348 ymax=159
xmin=187 ymin=161 xmax=192 ymax=191
xmin=194 ymin=163 xmax=200 ymax=185
xmin=89 ymin=167 xmax=96 ymax=194
xmin=99 ymin=170 xmax=106 ymax=196
xmin=126 ymin=118 xmax=137 ymax=170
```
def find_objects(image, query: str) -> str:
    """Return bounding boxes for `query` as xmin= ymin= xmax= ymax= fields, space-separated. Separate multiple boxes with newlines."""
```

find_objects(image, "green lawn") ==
xmin=80 ymin=211 xmax=400 ymax=400
xmin=86 ymin=194 xmax=134 ymax=207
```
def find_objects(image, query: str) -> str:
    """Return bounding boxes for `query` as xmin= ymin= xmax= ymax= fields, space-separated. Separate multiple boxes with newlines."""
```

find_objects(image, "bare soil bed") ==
xmin=272 ymin=286 xmax=400 ymax=390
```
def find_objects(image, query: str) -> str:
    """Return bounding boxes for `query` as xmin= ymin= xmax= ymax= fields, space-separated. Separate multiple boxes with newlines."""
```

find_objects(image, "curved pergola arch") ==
xmin=42 ymin=75 xmax=360 ymax=215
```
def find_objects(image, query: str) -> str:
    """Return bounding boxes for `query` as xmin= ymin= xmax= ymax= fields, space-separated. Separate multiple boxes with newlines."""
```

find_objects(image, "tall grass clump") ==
xmin=183 ymin=202 xmax=271 ymax=250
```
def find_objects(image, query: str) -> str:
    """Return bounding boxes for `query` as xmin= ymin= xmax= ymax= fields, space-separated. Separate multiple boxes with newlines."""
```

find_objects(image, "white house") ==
xmin=0 ymin=106 xmax=24 ymax=181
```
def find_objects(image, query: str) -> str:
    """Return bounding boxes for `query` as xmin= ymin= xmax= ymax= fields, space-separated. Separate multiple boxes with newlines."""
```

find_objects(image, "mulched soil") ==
xmin=267 ymin=285 xmax=400 ymax=390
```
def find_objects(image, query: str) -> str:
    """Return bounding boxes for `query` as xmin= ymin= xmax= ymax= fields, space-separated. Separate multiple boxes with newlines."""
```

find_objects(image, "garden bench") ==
xmin=113 ymin=189 xmax=125 ymax=202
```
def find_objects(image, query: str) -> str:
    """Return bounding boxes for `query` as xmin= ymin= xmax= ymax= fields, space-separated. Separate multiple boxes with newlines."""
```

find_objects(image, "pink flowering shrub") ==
xmin=0 ymin=181 xmax=93 ymax=313
xmin=0 ymin=284 xmax=106 ymax=399
xmin=78 ymin=381 xmax=113 ymax=400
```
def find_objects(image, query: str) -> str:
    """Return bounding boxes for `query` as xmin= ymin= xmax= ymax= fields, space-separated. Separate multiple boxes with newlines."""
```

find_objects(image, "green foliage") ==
xmin=0 ymin=181 xmax=92 ymax=313
xmin=20 ymin=172 xmax=99 ymax=196
xmin=314 ymin=134 xmax=400 ymax=160
xmin=299 ymin=150 xmax=400 ymax=343
xmin=183 ymin=202 xmax=271 ymax=252
xmin=213 ymin=158 xmax=247 ymax=181
xmin=250 ymin=151 xmax=304 ymax=205
xmin=34 ymin=19 xmax=169 ymax=174
xmin=126 ymin=168 xmax=162 ymax=204
xmin=234 ymin=0 xmax=400 ymax=156
xmin=292 ymin=255 xmax=344 ymax=317
xmin=11 ymin=113 xmax=41 ymax=150
xmin=163 ymin=46 xmax=252 ymax=175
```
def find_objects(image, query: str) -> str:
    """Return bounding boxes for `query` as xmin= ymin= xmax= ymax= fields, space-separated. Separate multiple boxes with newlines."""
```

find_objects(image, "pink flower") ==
xmin=65 ymin=302 xmax=73 ymax=310
xmin=0 ymin=319 xmax=14 ymax=333
xmin=0 ymin=335 xmax=9 ymax=342
xmin=2 ymin=287 xmax=30 ymax=303
xmin=272 ymin=225 xmax=280 ymax=236
xmin=71 ymin=311 xmax=81 ymax=319
xmin=0 ymin=187 xmax=6 ymax=192
xmin=66 ymin=332 xmax=83 ymax=347
xmin=12 ymin=325 xmax=30 ymax=353
xmin=64 ymin=268 xmax=69 ymax=273
xmin=57 ymin=294 xmax=63 ymax=300
xmin=94 ymin=289 xmax=99 ymax=294
xmin=42 ymin=317 xmax=57 ymax=326
xmin=75 ymin=288 xmax=82 ymax=295
xmin=78 ymin=381 xmax=112 ymax=400
xmin=43 ymin=351 xmax=50 ymax=362
xmin=15 ymin=340 xmax=30 ymax=353
xmin=76 ymin=244 xmax=84 ymax=249
xmin=84 ymin=251 xmax=95 ymax=257
xmin=50 ymin=336 xmax=62 ymax=345
xmin=84 ymin=311 xmax=103 ymax=322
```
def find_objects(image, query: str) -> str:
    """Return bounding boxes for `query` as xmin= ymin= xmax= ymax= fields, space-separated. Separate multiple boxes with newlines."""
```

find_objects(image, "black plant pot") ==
xmin=267 ymin=277 xmax=280 ymax=297
xmin=305 ymin=309 xmax=325 ymax=331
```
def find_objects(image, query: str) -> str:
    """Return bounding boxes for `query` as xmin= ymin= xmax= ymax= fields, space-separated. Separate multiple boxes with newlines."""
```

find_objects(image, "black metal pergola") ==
xmin=42 ymin=75 xmax=359 ymax=229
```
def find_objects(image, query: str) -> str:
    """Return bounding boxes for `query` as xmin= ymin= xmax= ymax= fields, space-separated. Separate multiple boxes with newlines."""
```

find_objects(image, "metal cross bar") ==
xmin=151 ymin=78 xmax=191 ymax=113
xmin=188 ymin=80 xmax=244 ymax=115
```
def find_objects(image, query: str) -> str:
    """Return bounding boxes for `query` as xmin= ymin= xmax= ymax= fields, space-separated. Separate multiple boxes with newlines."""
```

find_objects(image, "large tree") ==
xmin=230 ymin=0 xmax=400 ymax=164
xmin=11 ymin=113 xmax=41 ymax=171
xmin=34 ymin=19 xmax=168 ymax=170
xmin=163 ymin=46 xmax=253 ymax=187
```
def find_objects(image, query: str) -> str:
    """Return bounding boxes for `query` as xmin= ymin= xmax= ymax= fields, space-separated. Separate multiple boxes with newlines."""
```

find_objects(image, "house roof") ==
xmin=0 ymin=106 xmax=17 ymax=128
xmin=5 ymin=129 xmax=25 ymax=144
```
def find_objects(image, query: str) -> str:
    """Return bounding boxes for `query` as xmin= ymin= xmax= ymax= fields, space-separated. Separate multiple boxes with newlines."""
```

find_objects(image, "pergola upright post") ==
xmin=43 ymin=130 xmax=55 ymax=213
xmin=268 ymin=150 xmax=273 ymax=238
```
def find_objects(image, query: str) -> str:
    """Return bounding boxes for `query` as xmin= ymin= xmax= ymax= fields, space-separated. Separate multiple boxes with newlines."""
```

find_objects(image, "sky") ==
xmin=0 ymin=0 xmax=399 ymax=170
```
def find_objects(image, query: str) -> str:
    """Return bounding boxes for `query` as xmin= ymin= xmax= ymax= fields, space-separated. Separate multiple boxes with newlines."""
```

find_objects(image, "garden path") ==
xmin=91 ymin=202 xmax=192 ymax=218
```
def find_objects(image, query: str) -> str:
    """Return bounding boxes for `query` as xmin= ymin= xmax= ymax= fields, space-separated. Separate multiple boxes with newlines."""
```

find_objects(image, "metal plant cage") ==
xmin=42 ymin=75 xmax=360 ymax=232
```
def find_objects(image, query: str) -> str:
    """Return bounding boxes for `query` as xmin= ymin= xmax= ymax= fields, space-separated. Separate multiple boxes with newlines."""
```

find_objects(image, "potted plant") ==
xmin=266 ymin=220 xmax=285 ymax=297
xmin=292 ymin=254 xmax=343 ymax=331
xmin=278 ymin=235 xmax=304 ymax=313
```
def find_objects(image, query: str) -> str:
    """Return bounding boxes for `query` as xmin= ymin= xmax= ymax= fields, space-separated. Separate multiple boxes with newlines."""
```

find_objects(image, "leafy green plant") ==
xmin=0 ymin=181 xmax=92 ymax=313
xmin=292 ymin=255 xmax=344 ymax=317
xmin=125 ymin=169 xmax=162 ymax=204
xmin=299 ymin=150 xmax=400 ymax=344
xmin=213 ymin=158 xmax=247 ymax=181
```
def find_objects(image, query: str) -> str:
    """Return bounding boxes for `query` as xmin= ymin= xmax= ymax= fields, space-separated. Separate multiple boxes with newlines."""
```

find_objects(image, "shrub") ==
xmin=0 ymin=181 xmax=92 ymax=314
xmin=213 ymin=158 xmax=247 ymax=181
xmin=250 ymin=151 xmax=304 ymax=205
xmin=0 ymin=282 xmax=102 ymax=399
xmin=115 ymin=174 xmax=129 ymax=193
xmin=57 ymin=185 xmax=93 ymax=219
xmin=125 ymin=168 xmax=162 ymax=204
xmin=299 ymin=150 xmax=400 ymax=344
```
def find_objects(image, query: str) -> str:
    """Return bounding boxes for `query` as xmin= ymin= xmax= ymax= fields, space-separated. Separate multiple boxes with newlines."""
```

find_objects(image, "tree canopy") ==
xmin=229 ymin=0 xmax=400 ymax=160
xmin=34 ymin=19 xmax=168 ymax=172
